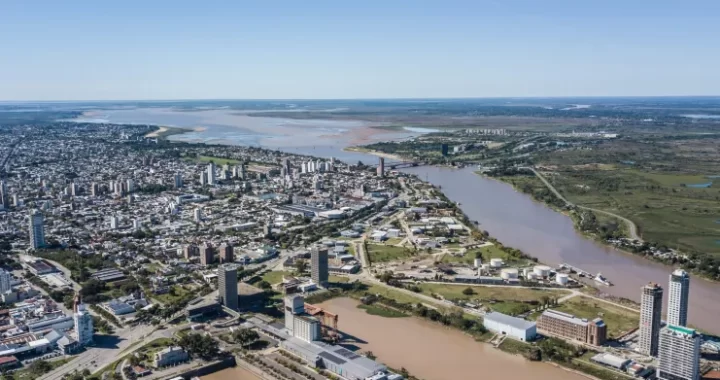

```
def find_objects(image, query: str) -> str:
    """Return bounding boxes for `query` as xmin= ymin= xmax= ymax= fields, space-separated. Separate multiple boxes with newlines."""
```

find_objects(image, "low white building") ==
xmin=154 ymin=346 xmax=189 ymax=368
xmin=483 ymin=311 xmax=536 ymax=341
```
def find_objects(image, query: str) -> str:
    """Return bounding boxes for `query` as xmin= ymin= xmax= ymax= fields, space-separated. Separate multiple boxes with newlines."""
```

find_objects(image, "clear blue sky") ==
xmin=2 ymin=0 xmax=719 ymax=100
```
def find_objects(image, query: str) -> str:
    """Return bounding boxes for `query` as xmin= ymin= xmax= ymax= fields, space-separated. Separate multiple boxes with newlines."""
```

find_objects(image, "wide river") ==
xmin=401 ymin=166 xmax=720 ymax=335
xmin=72 ymin=108 xmax=720 ymax=334
xmin=319 ymin=298 xmax=585 ymax=380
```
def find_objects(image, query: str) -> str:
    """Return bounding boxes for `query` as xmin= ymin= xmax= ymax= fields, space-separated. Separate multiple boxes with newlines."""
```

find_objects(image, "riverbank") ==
xmin=319 ymin=297 xmax=588 ymax=380
xmin=343 ymin=146 xmax=406 ymax=161
xmin=481 ymin=170 xmax=720 ymax=285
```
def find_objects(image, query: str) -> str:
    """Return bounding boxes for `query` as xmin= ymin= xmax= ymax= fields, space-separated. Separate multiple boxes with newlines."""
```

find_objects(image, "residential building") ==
xmin=174 ymin=173 xmax=183 ymax=189
xmin=218 ymin=244 xmax=234 ymax=263
xmin=110 ymin=215 xmax=119 ymax=229
xmin=90 ymin=182 xmax=99 ymax=196
xmin=200 ymin=243 xmax=214 ymax=266
xmin=639 ymin=283 xmax=663 ymax=357
xmin=28 ymin=210 xmax=45 ymax=249
xmin=183 ymin=244 xmax=198 ymax=260
xmin=154 ymin=346 xmax=189 ymax=368
xmin=74 ymin=299 xmax=94 ymax=346
xmin=0 ymin=269 xmax=11 ymax=293
xmin=658 ymin=325 xmax=701 ymax=380
xmin=377 ymin=157 xmax=384 ymax=177
xmin=536 ymin=310 xmax=606 ymax=346
xmin=193 ymin=208 xmax=202 ymax=222
xmin=668 ymin=269 xmax=690 ymax=327
xmin=311 ymin=246 xmax=329 ymax=287
xmin=218 ymin=264 xmax=238 ymax=311
xmin=483 ymin=311 xmax=537 ymax=341
xmin=207 ymin=162 xmax=216 ymax=185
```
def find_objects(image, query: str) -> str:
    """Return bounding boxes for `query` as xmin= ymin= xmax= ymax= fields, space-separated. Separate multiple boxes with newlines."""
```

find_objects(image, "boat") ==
xmin=594 ymin=272 xmax=613 ymax=286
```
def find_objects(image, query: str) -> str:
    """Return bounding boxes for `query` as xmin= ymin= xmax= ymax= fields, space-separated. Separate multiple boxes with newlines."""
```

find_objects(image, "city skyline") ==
xmin=2 ymin=1 xmax=720 ymax=100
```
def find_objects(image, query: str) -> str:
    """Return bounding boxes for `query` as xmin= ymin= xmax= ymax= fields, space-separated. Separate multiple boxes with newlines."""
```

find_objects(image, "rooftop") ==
xmin=485 ymin=311 xmax=536 ymax=330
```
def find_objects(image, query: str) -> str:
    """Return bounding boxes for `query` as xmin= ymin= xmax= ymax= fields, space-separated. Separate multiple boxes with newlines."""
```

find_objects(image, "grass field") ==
xmin=366 ymin=244 xmax=414 ymax=263
xmin=261 ymin=271 xmax=292 ymax=285
xmin=417 ymin=283 xmax=569 ymax=315
xmin=550 ymin=296 xmax=639 ymax=338
xmin=152 ymin=285 xmax=193 ymax=305
xmin=194 ymin=155 xmax=240 ymax=166
xmin=444 ymin=243 xmax=527 ymax=265
xmin=357 ymin=303 xmax=408 ymax=318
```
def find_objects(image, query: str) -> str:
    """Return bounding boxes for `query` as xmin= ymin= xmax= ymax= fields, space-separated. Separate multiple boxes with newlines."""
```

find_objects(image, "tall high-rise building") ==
xmin=218 ymin=244 xmax=234 ymax=263
xmin=174 ymin=173 xmax=183 ymax=189
xmin=200 ymin=172 xmax=209 ymax=186
xmin=0 ymin=180 xmax=9 ymax=209
xmin=183 ymin=244 xmax=198 ymax=260
xmin=29 ymin=210 xmax=45 ymax=249
xmin=193 ymin=208 xmax=202 ymax=222
xmin=90 ymin=182 xmax=99 ymax=197
xmin=70 ymin=182 xmax=79 ymax=196
xmin=74 ymin=296 xmax=94 ymax=346
xmin=668 ymin=269 xmax=690 ymax=327
xmin=0 ymin=269 xmax=11 ymax=293
xmin=639 ymin=283 xmax=663 ymax=357
xmin=311 ymin=246 xmax=329 ymax=287
xmin=110 ymin=216 xmax=119 ymax=230
xmin=377 ymin=157 xmax=385 ymax=177
xmin=207 ymin=162 xmax=216 ymax=185
xmin=200 ymin=243 xmax=214 ymax=266
xmin=218 ymin=264 xmax=238 ymax=311
xmin=658 ymin=325 xmax=701 ymax=380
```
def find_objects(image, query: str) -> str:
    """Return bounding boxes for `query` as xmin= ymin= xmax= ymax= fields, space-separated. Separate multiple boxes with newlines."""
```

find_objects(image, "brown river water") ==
xmin=402 ymin=166 xmax=720 ymax=335
xmin=320 ymin=298 xmax=585 ymax=380
xmin=202 ymin=366 xmax=260 ymax=380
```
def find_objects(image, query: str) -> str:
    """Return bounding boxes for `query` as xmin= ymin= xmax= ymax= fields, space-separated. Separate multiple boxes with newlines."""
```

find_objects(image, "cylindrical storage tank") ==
xmin=473 ymin=258 xmax=483 ymax=268
xmin=500 ymin=268 xmax=518 ymax=280
xmin=523 ymin=268 xmax=531 ymax=277
xmin=534 ymin=265 xmax=551 ymax=277
xmin=526 ymin=272 xmax=538 ymax=280
xmin=490 ymin=258 xmax=504 ymax=268
xmin=556 ymin=273 xmax=569 ymax=285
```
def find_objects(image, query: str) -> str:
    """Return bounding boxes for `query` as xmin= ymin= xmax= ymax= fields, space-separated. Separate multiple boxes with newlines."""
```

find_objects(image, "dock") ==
xmin=558 ymin=263 xmax=594 ymax=278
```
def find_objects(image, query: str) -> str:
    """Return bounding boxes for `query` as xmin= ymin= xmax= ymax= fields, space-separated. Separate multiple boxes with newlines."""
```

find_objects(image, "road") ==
xmin=526 ymin=167 xmax=642 ymax=241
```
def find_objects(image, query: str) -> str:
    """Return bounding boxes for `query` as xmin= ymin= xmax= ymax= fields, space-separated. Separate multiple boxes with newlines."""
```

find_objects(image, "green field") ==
xmin=195 ymin=155 xmax=240 ymax=166
xmin=261 ymin=271 xmax=292 ymax=285
xmin=550 ymin=296 xmax=639 ymax=338
xmin=417 ymin=283 xmax=569 ymax=315
xmin=544 ymin=168 xmax=720 ymax=255
xmin=152 ymin=285 xmax=193 ymax=305
xmin=443 ymin=243 xmax=527 ymax=265
xmin=366 ymin=244 xmax=414 ymax=263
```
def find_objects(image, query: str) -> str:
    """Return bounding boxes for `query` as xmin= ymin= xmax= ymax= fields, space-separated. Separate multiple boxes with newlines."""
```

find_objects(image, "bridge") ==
xmin=383 ymin=159 xmax=425 ymax=170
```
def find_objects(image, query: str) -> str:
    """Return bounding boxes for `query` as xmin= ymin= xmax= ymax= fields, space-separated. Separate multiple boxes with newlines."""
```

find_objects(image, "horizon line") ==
xmin=3 ymin=95 xmax=720 ymax=104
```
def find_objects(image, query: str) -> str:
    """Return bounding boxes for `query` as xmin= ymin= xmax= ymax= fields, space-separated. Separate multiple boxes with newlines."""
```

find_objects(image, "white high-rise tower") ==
xmin=207 ymin=162 xmax=216 ymax=185
xmin=658 ymin=325 xmax=700 ymax=380
xmin=29 ymin=210 xmax=46 ymax=249
xmin=0 ymin=269 xmax=11 ymax=293
xmin=74 ymin=296 xmax=94 ymax=346
xmin=668 ymin=269 xmax=690 ymax=327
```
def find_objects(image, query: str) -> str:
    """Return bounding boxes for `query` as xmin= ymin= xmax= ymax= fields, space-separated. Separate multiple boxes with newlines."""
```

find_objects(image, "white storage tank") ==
xmin=523 ymin=268 xmax=531 ymax=277
xmin=473 ymin=258 xmax=483 ymax=268
xmin=526 ymin=272 xmax=538 ymax=280
xmin=500 ymin=268 xmax=518 ymax=280
xmin=533 ymin=265 xmax=551 ymax=278
xmin=490 ymin=258 xmax=504 ymax=268
xmin=556 ymin=273 xmax=569 ymax=285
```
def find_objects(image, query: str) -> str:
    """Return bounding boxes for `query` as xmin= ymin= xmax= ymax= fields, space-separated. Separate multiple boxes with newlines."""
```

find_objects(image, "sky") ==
xmin=1 ymin=0 xmax=719 ymax=101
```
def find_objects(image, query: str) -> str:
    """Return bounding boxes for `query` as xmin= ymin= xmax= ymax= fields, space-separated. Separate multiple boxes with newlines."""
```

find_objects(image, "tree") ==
xmin=462 ymin=287 xmax=474 ymax=296
xmin=178 ymin=333 xmax=219 ymax=360
xmin=294 ymin=259 xmax=307 ymax=274
xmin=28 ymin=360 xmax=53 ymax=376
xmin=232 ymin=328 xmax=260 ymax=347
xmin=364 ymin=351 xmax=376 ymax=360
xmin=257 ymin=280 xmax=271 ymax=290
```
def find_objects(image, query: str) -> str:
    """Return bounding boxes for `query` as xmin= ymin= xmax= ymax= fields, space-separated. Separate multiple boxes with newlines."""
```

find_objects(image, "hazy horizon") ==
xmin=2 ymin=0 xmax=719 ymax=101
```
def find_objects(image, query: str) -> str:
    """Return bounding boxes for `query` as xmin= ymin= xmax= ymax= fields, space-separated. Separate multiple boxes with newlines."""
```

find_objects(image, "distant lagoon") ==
xmin=681 ymin=114 xmax=720 ymax=119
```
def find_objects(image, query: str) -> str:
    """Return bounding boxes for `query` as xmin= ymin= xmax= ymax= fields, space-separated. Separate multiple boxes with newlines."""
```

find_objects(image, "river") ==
xmin=319 ymin=298 xmax=585 ymax=380
xmin=70 ymin=107 xmax=719 ymax=334
xmin=401 ymin=166 xmax=720 ymax=335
